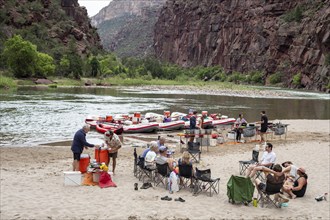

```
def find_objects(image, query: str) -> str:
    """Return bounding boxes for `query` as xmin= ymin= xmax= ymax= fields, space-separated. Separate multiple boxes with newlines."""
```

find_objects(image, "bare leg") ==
xmin=249 ymin=166 xmax=263 ymax=178
xmin=282 ymin=186 xmax=297 ymax=199
xmin=260 ymin=132 xmax=265 ymax=142
xmin=73 ymin=160 xmax=79 ymax=171
xmin=112 ymin=157 xmax=116 ymax=174
xmin=245 ymin=164 xmax=256 ymax=177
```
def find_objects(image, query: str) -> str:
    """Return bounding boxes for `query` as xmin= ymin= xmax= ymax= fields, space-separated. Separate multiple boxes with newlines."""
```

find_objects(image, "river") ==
xmin=0 ymin=86 xmax=329 ymax=147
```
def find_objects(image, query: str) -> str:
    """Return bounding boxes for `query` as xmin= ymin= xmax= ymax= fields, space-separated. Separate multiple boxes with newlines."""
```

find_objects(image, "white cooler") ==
xmin=63 ymin=171 xmax=82 ymax=186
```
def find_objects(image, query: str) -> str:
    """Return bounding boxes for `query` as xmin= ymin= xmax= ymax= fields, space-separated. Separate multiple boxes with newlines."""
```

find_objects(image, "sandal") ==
xmin=161 ymin=196 xmax=172 ymax=201
xmin=174 ymin=197 xmax=185 ymax=202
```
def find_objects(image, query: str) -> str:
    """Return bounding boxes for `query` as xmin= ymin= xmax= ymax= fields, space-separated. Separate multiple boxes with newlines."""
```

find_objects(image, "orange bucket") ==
xmin=79 ymin=154 xmax=90 ymax=173
xmin=95 ymin=148 xmax=109 ymax=165
xmin=105 ymin=115 xmax=113 ymax=122
xmin=134 ymin=112 xmax=141 ymax=118
xmin=164 ymin=111 xmax=171 ymax=117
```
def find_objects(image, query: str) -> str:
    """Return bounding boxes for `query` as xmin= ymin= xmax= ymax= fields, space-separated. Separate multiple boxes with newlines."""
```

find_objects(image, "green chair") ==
xmin=227 ymin=175 xmax=255 ymax=204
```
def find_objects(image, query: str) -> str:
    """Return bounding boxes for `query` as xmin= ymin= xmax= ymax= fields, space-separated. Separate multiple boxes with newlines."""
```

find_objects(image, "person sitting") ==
xmin=234 ymin=114 xmax=248 ymax=142
xmin=245 ymin=142 xmax=276 ymax=178
xmin=144 ymin=141 xmax=158 ymax=169
xmin=155 ymin=146 xmax=176 ymax=171
xmin=282 ymin=167 xmax=308 ymax=199
xmin=254 ymin=164 xmax=288 ymax=204
xmin=281 ymin=161 xmax=299 ymax=184
xmin=177 ymin=151 xmax=194 ymax=186
xmin=157 ymin=136 xmax=166 ymax=148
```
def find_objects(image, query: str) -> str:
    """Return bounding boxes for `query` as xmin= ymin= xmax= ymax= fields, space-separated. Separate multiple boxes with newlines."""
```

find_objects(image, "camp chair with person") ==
xmin=178 ymin=163 xmax=195 ymax=190
xmin=255 ymin=165 xmax=288 ymax=208
xmin=154 ymin=162 xmax=171 ymax=189
xmin=136 ymin=156 xmax=155 ymax=183
xmin=239 ymin=149 xmax=259 ymax=175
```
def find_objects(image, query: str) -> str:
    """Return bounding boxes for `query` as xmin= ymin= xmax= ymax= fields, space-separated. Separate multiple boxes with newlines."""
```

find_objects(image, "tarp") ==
xmin=227 ymin=175 xmax=255 ymax=204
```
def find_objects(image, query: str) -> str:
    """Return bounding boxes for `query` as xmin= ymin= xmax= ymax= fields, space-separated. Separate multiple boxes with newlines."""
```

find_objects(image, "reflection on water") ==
xmin=0 ymin=86 xmax=329 ymax=147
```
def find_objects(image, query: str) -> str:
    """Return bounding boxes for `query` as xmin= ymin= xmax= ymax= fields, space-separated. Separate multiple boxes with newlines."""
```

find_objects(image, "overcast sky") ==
xmin=78 ymin=0 xmax=113 ymax=17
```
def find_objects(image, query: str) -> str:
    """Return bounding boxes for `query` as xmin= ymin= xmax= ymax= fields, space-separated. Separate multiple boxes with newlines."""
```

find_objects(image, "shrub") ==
xmin=292 ymin=73 xmax=302 ymax=86
xmin=283 ymin=5 xmax=304 ymax=22
xmin=325 ymin=54 xmax=330 ymax=66
xmin=251 ymin=71 xmax=264 ymax=84
xmin=0 ymin=75 xmax=16 ymax=89
xmin=269 ymin=72 xmax=283 ymax=84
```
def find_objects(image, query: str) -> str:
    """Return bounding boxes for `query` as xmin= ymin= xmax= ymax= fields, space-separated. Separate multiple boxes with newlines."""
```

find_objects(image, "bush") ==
xmin=292 ymin=73 xmax=302 ymax=86
xmin=0 ymin=75 xmax=16 ymax=89
xmin=269 ymin=73 xmax=283 ymax=84
xmin=325 ymin=54 xmax=330 ymax=66
xmin=283 ymin=5 xmax=304 ymax=22
xmin=250 ymin=71 xmax=264 ymax=84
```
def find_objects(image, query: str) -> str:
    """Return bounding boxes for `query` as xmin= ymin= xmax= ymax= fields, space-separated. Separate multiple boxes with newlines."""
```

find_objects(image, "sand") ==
xmin=0 ymin=120 xmax=329 ymax=220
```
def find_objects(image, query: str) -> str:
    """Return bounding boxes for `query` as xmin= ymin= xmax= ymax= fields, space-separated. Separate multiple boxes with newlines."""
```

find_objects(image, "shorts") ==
xmin=73 ymin=153 xmax=81 ymax=161
xmin=258 ymin=182 xmax=266 ymax=192
xmin=108 ymin=152 xmax=118 ymax=158
xmin=260 ymin=127 xmax=267 ymax=133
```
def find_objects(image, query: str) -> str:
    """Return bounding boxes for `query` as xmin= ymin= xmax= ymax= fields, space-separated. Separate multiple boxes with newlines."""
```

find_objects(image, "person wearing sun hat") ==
xmin=282 ymin=167 xmax=308 ymax=199
xmin=104 ymin=130 xmax=122 ymax=174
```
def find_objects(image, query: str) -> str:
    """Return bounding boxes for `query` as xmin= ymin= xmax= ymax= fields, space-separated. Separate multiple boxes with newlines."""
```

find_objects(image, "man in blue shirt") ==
xmin=71 ymin=125 xmax=98 ymax=171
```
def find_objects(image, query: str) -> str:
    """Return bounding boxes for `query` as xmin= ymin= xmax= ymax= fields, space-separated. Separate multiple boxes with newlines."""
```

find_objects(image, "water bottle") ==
xmin=315 ymin=193 xmax=328 ymax=201
xmin=254 ymin=144 xmax=260 ymax=152
xmin=253 ymin=197 xmax=258 ymax=207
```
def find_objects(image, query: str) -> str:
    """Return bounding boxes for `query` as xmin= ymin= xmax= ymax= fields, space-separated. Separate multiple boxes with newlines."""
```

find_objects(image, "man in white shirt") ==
xmin=245 ymin=142 xmax=276 ymax=178
xmin=144 ymin=141 xmax=158 ymax=168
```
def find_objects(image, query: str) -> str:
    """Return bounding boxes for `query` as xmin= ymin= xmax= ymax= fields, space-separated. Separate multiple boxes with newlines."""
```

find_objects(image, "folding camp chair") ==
xmin=257 ymin=176 xmax=285 ymax=208
xmin=239 ymin=150 xmax=259 ymax=175
xmin=227 ymin=175 xmax=255 ymax=204
xmin=187 ymin=142 xmax=201 ymax=163
xmin=154 ymin=163 xmax=170 ymax=189
xmin=133 ymin=148 xmax=138 ymax=177
xmin=178 ymin=163 xmax=194 ymax=190
xmin=193 ymin=168 xmax=220 ymax=197
xmin=137 ymin=156 xmax=155 ymax=183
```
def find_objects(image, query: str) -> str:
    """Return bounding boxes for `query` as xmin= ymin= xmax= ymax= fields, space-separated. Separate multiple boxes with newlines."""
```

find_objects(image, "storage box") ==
xmin=63 ymin=171 xmax=82 ymax=186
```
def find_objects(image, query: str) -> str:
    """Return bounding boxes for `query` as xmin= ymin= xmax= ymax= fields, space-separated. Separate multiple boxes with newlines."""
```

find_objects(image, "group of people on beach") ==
xmin=245 ymin=142 xmax=308 ymax=203
xmin=71 ymin=124 xmax=122 ymax=174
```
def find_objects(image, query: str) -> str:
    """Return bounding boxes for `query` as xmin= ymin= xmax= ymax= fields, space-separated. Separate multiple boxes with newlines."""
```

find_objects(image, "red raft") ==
xmin=96 ymin=122 xmax=124 ymax=135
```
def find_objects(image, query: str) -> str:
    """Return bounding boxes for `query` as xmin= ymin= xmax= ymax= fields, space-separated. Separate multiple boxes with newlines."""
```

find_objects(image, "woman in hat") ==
xmin=282 ymin=167 xmax=308 ymax=199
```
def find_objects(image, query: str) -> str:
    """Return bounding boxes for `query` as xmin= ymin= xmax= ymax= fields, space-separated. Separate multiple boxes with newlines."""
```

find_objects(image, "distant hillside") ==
xmin=91 ymin=0 xmax=166 ymax=58
xmin=0 ymin=0 xmax=102 ymax=59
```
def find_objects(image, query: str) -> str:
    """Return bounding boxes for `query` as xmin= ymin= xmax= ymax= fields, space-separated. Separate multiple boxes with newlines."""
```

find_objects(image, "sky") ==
xmin=78 ymin=0 xmax=113 ymax=17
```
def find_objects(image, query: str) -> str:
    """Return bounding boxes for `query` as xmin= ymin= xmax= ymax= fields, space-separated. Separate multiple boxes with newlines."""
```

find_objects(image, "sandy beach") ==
xmin=0 ymin=119 xmax=329 ymax=220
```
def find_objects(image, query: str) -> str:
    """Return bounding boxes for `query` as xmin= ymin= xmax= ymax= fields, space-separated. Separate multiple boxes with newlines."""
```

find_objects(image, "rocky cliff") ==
xmin=154 ymin=0 xmax=330 ymax=91
xmin=0 ymin=0 xmax=102 ymax=56
xmin=91 ymin=0 xmax=166 ymax=57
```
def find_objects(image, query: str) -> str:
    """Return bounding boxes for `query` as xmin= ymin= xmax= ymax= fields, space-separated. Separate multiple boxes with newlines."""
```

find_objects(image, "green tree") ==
xmin=90 ymin=56 xmax=100 ymax=77
xmin=35 ymin=52 xmax=55 ymax=77
xmin=59 ymin=55 xmax=70 ymax=77
xmin=2 ymin=35 xmax=38 ymax=77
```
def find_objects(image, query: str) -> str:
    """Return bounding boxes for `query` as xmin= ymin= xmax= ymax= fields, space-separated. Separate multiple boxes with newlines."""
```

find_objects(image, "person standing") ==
xmin=71 ymin=124 xmax=98 ymax=171
xmin=235 ymin=114 xmax=248 ymax=142
xmin=104 ymin=130 xmax=122 ymax=174
xmin=189 ymin=110 xmax=198 ymax=142
xmin=258 ymin=110 xmax=268 ymax=143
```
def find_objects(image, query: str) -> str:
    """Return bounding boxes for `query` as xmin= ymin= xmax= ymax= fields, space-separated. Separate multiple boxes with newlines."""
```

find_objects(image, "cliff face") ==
xmin=0 ymin=0 xmax=102 ymax=56
xmin=154 ymin=0 xmax=330 ymax=91
xmin=91 ymin=0 xmax=166 ymax=57
xmin=91 ymin=0 xmax=166 ymax=27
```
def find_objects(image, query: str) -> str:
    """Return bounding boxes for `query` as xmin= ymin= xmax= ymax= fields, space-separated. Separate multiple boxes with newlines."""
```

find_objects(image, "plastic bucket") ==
xmin=105 ymin=115 xmax=113 ymax=122
xmin=134 ymin=112 xmax=141 ymax=118
xmin=95 ymin=148 xmax=109 ymax=165
xmin=79 ymin=154 xmax=90 ymax=173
